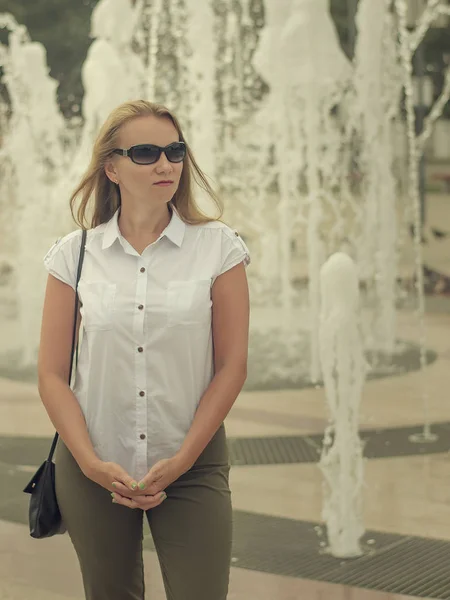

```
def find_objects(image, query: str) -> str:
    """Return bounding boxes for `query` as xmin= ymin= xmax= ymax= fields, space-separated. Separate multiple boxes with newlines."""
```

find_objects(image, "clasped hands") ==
xmin=86 ymin=455 xmax=187 ymax=511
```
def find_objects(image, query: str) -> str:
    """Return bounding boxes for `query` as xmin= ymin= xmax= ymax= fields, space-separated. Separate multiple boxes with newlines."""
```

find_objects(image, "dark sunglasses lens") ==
xmin=166 ymin=143 xmax=186 ymax=163
xmin=131 ymin=145 xmax=160 ymax=164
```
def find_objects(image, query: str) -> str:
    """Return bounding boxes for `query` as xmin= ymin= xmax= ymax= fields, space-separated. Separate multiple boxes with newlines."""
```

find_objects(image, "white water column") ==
xmin=288 ymin=0 xmax=351 ymax=381
xmin=319 ymin=252 xmax=366 ymax=558
xmin=352 ymin=0 xmax=402 ymax=354
xmin=249 ymin=0 xmax=295 ymax=313
xmin=0 ymin=15 xmax=66 ymax=365
xmin=184 ymin=0 xmax=217 ymax=213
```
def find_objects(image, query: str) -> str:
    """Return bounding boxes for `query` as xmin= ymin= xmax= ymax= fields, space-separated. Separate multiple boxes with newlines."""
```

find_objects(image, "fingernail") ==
xmin=111 ymin=492 xmax=115 ymax=499
xmin=112 ymin=499 xmax=116 ymax=504
xmin=139 ymin=483 xmax=146 ymax=490
xmin=112 ymin=482 xmax=116 ymax=488
xmin=160 ymin=492 xmax=167 ymax=500
xmin=131 ymin=482 xmax=137 ymax=490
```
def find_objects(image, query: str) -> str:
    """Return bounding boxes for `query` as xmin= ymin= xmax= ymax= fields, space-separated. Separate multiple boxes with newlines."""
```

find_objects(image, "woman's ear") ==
xmin=104 ymin=161 xmax=119 ymax=184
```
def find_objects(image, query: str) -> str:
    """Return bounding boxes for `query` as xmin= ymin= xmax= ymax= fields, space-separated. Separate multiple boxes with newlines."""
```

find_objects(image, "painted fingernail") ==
xmin=111 ymin=492 xmax=115 ymax=499
xmin=131 ymin=482 xmax=137 ymax=490
xmin=112 ymin=482 xmax=117 ymax=488
xmin=139 ymin=483 xmax=146 ymax=490
xmin=112 ymin=499 xmax=116 ymax=504
xmin=160 ymin=492 xmax=167 ymax=500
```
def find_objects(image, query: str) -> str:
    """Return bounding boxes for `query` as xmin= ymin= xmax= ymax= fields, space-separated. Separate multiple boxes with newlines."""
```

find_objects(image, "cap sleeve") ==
xmin=43 ymin=230 xmax=83 ymax=290
xmin=217 ymin=226 xmax=251 ymax=278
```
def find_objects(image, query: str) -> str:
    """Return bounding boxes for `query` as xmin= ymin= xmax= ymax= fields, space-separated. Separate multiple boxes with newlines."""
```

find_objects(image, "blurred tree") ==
xmin=0 ymin=0 xmax=98 ymax=117
xmin=423 ymin=25 xmax=450 ymax=116
xmin=330 ymin=0 xmax=450 ymax=117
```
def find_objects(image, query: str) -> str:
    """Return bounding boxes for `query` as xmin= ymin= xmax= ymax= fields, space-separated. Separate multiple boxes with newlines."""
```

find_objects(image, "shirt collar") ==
xmin=102 ymin=203 xmax=185 ymax=250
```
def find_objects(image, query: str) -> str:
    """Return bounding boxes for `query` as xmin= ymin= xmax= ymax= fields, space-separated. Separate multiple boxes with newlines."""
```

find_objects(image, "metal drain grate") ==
xmin=229 ymin=511 xmax=450 ymax=599
xmin=228 ymin=435 xmax=321 ymax=465
xmin=227 ymin=421 xmax=450 ymax=466
xmin=142 ymin=511 xmax=450 ymax=598
xmin=2 ymin=422 xmax=450 ymax=470
xmin=4 ymin=452 xmax=450 ymax=598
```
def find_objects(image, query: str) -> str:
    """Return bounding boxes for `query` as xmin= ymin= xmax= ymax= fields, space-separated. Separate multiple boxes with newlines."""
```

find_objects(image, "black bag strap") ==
xmin=47 ymin=229 xmax=87 ymax=462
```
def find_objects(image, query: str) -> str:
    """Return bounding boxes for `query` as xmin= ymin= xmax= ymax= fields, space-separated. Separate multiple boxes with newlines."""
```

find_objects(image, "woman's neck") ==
xmin=118 ymin=202 xmax=171 ymax=239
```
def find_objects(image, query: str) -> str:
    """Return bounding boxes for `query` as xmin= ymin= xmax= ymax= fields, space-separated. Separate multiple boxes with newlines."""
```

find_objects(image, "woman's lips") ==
xmin=154 ymin=182 xmax=173 ymax=187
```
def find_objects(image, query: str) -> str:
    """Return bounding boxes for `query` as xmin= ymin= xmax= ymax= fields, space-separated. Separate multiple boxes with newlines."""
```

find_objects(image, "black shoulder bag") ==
xmin=23 ymin=229 xmax=87 ymax=539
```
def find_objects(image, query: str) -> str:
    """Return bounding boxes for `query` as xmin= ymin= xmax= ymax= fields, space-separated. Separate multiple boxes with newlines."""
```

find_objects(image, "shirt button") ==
xmin=235 ymin=230 xmax=239 ymax=236
xmin=137 ymin=346 xmax=144 ymax=353
xmin=140 ymin=434 xmax=146 ymax=440
xmin=140 ymin=267 xmax=146 ymax=273
xmin=138 ymin=304 xmax=144 ymax=310
xmin=139 ymin=391 xmax=145 ymax=397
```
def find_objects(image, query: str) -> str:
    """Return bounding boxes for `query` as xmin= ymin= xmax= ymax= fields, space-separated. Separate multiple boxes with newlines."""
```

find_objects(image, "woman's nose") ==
xmin=155 ymin=152 xmax=173 ymax=172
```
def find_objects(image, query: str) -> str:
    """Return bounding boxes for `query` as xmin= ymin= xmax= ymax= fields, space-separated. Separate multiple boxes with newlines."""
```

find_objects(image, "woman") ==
xmin=38 ymin=100 xmax=250 ymax=600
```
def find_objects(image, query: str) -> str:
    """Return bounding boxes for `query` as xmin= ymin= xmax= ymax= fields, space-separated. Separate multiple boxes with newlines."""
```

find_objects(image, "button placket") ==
xmin=135 ymin=259 xmax=149 ymax=474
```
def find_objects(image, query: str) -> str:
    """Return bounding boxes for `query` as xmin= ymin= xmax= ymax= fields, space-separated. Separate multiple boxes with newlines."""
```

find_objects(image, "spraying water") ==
xmin=73 ymin=0 xmax=145 ymax=175
xmin=351 ymin=0 xmax=402 ymax=355
xmin=319 ymin=252 xmax=366 ymax=558
xmin=0 ymin=15 xmax=66 ymax=365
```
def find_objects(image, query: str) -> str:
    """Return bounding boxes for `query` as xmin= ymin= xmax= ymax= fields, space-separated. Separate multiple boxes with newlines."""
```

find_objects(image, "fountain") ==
xmin=0 ymin=3 xmax=446 ymax=375
xmin=319 ymin=252 xmax=366 ymax=558
xmin=0 ymin=15 xmax=66 ymax=367
xmin=1 ymin=0 xmax=450 ymax=558
xmin=76 ymin=0 xmax=145 ymax=160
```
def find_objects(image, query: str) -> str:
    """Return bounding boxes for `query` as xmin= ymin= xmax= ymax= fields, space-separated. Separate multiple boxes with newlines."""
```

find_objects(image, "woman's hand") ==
xmin=111 ymin=490 xmax=168 ymax=511
xmin=84 ymin=458 xmax=138 ymax=494
xmin=84 ymin=459 xmax=168 ymax=510
xmin=111 ymin=455 xmax=187 ymax=503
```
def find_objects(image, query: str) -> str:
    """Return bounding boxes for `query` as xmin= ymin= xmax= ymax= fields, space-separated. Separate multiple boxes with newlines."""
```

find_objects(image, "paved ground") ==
xmin=1 ymin=186 xmax=449 ymax=599
xmin=1 ymin=303 xmax=450 ymax=599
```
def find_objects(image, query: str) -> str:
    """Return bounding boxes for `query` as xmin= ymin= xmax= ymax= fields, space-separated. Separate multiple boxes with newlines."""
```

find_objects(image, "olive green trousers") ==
xmin=55 ymin=425 xmax=232 ymax=600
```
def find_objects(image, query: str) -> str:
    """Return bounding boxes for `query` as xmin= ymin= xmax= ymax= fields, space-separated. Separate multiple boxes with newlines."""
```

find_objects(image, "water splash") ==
xmin=0 ymin=0 xmax=447 ymax=400
xmin=145 ymin=0 xmax=163 ymax=100
xmin=183 ymin=0 xmax=217 ymax=210
xmin=351 ymin=0 xmax=402 ymax=355
xmin=76 ymin=0 xmax=145 ymax=161
xmin=0 ymin=15 xmax=66 ymax=365
xmin=319 ymin=252 xmax=366 ymax=558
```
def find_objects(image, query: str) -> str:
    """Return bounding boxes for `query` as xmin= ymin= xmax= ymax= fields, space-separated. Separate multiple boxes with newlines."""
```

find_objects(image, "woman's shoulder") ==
xmin=46 ymin=224 xmax=104 ymax=259
xmin=190 ymin=219 xmax=241 ymax=240
xmin=43 ymin=229 xmax=86 ymax=290
xmin=188 ymin=220 xmax=251 ymax=270
xmin=45 ymin=229 xmax=83 ymax=260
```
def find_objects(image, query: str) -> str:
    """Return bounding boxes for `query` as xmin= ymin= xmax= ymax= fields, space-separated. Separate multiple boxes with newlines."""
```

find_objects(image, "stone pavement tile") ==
xmin=228 ymin=567 xmax=435 ymax=599
xmin=229 ymin=454 xmax=450 ymax=541
xmin=0 ymin=580 xmax=79 ymax=600
xmin=0 ymin=520 xmax=431 ymax=600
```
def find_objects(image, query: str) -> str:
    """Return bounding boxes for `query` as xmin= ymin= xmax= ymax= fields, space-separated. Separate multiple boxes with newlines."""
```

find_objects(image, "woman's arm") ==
xmin=38 ymin=274 xmax=99 ymax=475
xmin=175 ymin=261 xmax=250 ymax=472
xmin=114 ymin=261 xmax=249 ymax=495
xmin=39 ymin=274 xmax=158 ymax=499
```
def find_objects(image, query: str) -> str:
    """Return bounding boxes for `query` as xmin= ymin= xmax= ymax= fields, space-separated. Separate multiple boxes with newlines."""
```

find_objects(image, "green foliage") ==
xmin=0 ymin=0 xmax=98 ymax=116
xmin=329 ymin=0 xmax=355 ymax=58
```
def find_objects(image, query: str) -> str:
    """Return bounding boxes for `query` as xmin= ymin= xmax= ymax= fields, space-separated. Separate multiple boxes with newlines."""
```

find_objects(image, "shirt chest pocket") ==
xmin=78 ymin=280 xmax=116 ymax=331
xmin=167 ymin=279 xmax=212 ymax=328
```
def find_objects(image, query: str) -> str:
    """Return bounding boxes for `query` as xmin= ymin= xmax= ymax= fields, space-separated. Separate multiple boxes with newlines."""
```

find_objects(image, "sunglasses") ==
xmin=113 ymin=141 xmax=186 ymax=165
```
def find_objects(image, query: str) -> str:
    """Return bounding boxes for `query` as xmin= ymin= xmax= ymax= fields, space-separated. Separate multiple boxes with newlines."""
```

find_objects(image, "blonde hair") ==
xmin=70 ymin=100 xmax=223 ymax=229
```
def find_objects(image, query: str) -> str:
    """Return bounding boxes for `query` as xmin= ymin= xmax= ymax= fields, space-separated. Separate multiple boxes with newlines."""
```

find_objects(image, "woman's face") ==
xmin=107 ymin=115 xmax=184 ymax=205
